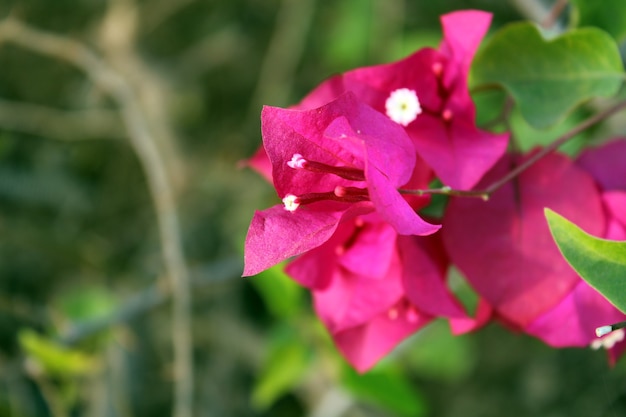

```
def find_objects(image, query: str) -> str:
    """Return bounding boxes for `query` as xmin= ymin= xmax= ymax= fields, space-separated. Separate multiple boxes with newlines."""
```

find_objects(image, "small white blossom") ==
xmin=385 ymin=88 xmax=422 ymax=126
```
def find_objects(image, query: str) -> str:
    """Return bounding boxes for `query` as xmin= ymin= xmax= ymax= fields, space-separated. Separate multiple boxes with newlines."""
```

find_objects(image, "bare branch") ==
xmin=0 ymin=99 xmax=124 ymax=140
xmin=59 ymin=258 xmax=241 ymax=346
xmin=0 ymin=16 xmax=194 ymax=417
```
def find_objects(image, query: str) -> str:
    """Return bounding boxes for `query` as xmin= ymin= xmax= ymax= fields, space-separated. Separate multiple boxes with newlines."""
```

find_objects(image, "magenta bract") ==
xmin=296 ymin=10 xmax=508 ymax=190
xmin=243 ymin=93 xmax=439 ymax=277
xmin=443 ymin=151 xmax=605 ymax=328
xmin=286 ymin=215 xmax=469 ymax=371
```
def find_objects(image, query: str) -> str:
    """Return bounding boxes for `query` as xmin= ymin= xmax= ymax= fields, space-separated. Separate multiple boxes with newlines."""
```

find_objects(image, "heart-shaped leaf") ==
xmin=471 ymin=22 xmax=623 ymax=128
xmin=546 ymin=209 xmax=626 ymax=313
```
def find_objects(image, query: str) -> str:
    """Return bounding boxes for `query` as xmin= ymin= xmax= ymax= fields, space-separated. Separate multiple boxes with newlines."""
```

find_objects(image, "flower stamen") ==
xmin=282 ymin=194 xmax=300 ymax=212
xmin=282 ymin=188 xmax=370 ymax=212
xmin=287 ymin=154 xmax=365 ymax=181
xmin=591 ymin=328 xmax=625 ymax=350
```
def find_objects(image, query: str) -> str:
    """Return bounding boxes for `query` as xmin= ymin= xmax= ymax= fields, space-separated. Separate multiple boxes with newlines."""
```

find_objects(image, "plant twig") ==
xmin=0 ymin=99 xmax=124 ymax=140
xmin=0 ymin=17 xmax=194 ymax=417
xmin=541 ymin=0 xmax=569 ymax=30
xmin=401 ymin=99 xmax=626 ymax=200
xmin=59 ymin=258 xmax=241 ymax=346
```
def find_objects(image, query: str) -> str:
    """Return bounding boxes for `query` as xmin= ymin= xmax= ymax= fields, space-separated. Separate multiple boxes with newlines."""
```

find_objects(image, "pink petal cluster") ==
xmin=242 ymin=8 xmax=626 ymax=372
xmin=295 ymin=10 xmax=509 ymax=190
xmin=443 ymin=146 xmax=626 ymax=360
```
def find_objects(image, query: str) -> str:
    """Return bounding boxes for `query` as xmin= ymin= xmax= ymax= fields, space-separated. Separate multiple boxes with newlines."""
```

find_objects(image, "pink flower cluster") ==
xmin=243 ymin=10 xmax=626 ymax=372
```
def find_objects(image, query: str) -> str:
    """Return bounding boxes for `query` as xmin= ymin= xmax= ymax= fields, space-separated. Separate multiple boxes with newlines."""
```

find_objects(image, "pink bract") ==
xmin=295 ymin=10 xmax=508 ymax=190
xmin=442 ymin=151 xmax=605 ymax=328
xmin=286 ymin=215 xmax=468 ymax=372
xmin=243 ymin=93 xmax=439 ymax=277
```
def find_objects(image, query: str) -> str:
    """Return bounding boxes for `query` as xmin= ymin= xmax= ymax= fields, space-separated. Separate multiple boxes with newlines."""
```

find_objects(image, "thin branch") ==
xmin=0 ymin=17 xmax=194 ymax=417
xmin=59 ymin=258 xmax=241 ymax=346
xmin=402 ymin=99 xmax=626 ymax=200
xmin=0 ymin=99 xmax=124 ymax=140
xmin=140 ymin=0 xmax=197 ymax=34
xmin=541 ymin=0 xmax=569 ymax=30
xmin=509 ymin=0 xmax=549 ymax=23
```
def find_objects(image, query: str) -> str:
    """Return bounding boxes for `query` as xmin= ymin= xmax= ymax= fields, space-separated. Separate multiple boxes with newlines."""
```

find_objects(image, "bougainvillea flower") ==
xmin=577 ymin=138 xmax=626 ymax=190
xmin=571 ymin=138 xmax=626 ymax=360
xmin=525 ymin=190 xmax=626 ymax=361
xmin=442 ymin=151 xmax=605 ymax=329
xmin=286 ymin=214 xmax=467 ymax=371
xmin=291 ymin=10 xmax=508 ymax=190
xmin=243 ymin=93 xmax=440 ymax=277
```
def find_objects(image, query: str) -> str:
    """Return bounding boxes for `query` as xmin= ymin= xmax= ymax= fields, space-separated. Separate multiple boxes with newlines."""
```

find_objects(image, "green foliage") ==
xmin=250 ymin=263 xmax=305 ymax=319
xmin=341 ymin=364 xmax=427 ymax=417
xmin=510 ymin=106 xmax=591 ymax=155
xmin=251 ymin=327 xmax=312 ymax=410
xmin=323 ymin=0 xmax=374 ymax=69
xmin=18 ymin=329 xmax=96 ymax=377
xmin=472 ymin=22 xmax=624 ymax=129
xmin=406 ymin=320 xmax=476 ymax=382
xmin=546 ymin=209 xmax=626 ymax=313
xmin=55 ymin=286 xmax=117 ymax=323
xmin=571 ymin=0 xmax=626 ymax=42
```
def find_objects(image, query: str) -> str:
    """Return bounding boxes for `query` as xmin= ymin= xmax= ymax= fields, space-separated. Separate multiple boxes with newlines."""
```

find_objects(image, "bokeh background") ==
xmin=1 ymin=0 xmax=626 ymax=416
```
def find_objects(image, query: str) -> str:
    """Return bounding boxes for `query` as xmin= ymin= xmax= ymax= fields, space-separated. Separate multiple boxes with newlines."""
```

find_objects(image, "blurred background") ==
xmin=0 ymin=0 xmax=625 ymax=416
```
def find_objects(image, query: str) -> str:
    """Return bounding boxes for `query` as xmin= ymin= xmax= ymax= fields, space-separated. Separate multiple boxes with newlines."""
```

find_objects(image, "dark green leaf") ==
xmin=571 ymin=0 xmax=626 ymax=42
xmin=472 ymin=22 xmax=623 ymax=128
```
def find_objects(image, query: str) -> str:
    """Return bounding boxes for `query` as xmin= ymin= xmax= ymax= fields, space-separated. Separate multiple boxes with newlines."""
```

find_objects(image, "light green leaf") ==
xmin=571 ymin=0 xmax=626 ymax=42
xmin=472 ymin=22 xmax=624 ymax=129
xmin=545 ymin=209 xmax=626 ymax=313
xmin=56 ymin=286 xmax=116 ymax=323
xmin=341 ymin=365 xmax=427 ymax=417
xmin=251 ymin=328 xmax=311 ymax=410
xmin=250 ymin=263 xmax=305 ymax=319
xmin=19 ymin=329 xmax=97 ymax=377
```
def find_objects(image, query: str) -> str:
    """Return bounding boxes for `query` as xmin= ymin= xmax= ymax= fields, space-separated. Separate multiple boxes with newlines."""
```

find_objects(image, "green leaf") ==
xmin=571 ymin=0 xmax=626 ymax=42
xmin=19 ymin=329 xmax=96 ymax=377
xmin=250 ymin=263 xmax=305 ymax=319
xmin=510 ymin=105 xmax=591 ymax=155
xmin=405 ymin=320 xmax=476 ymax=382
xmin=472 ymin=22 xmax=624 ymax=129
xmin=55 ymin=286 xmax=117 ymax=323
xmin=545 ymin=209 xmax=626 ymax=313
xmin=341 ymin=365 xmax=427 ymax=417
xmin=251 ymin=328 xmax=311 ymax=410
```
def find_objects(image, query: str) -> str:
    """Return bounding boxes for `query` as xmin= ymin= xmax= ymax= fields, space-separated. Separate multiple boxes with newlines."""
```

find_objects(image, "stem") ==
xmin=402 ymin=99 xmax=626 ymax=200
xmin=541 ymin=0 xmax=569 ymax=29
xmin=0 ymin=18 xmax=193 ymax=417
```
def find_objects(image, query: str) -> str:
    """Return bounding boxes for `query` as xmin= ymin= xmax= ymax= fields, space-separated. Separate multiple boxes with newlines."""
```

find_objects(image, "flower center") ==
xmin=385 ymin=88 xmax=421 ymax=126
xmin=283 ymin=154 xmax=369 ymax=212
xmin=591 ymin=328 xmax=625 ymax=350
